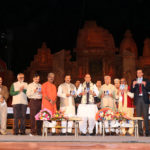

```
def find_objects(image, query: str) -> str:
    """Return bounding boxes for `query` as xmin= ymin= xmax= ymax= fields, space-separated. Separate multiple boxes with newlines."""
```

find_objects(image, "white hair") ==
xmin=114 ymin=78 xmax=120 ymax=83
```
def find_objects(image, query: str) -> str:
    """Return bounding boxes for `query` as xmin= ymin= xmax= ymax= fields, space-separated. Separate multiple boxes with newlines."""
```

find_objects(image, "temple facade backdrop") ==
xmin=1 ymin=21 xmax=150 ymax=88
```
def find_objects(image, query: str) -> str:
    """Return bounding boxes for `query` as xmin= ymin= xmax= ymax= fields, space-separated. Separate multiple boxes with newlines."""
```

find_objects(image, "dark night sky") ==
xmin=0 ymin=0 xmax=150 ymax=74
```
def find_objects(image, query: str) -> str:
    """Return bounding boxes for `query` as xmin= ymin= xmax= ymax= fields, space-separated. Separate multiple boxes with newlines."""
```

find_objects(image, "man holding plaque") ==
xmin=57 ymin=75 xmax=76 ymax=135
xmin=27 ymin=73 xmax=42 ymax=136
xmin=99 ymin=75 xmax=116 ymax=135
xmin=131 ymin=69 xmax=150 ymax=136
xmin=99 ymin=76 xmax=116 ymax=110
xmin=77 ymin=74 xmax=99 ymax=135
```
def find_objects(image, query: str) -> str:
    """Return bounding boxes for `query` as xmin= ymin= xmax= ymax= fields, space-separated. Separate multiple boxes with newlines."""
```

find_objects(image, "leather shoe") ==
xmin=111 ymin=132 xmax=116 ymax=136
xmin=13 ymin=133 xmax=19 ymax=135
xmin=60 ymin=133 xmax=66 ymax=136
xmin=145 ymin=133 xmax=149 ymax=137
xmin=139 ymin=132 xmax=143 ymax=136
xmin=67 ymin=133 xmax=74 ymax=136
xmin=20 ymin=132 xmax=26 ymax=135
xmin=37 ymin=132 xmax=42 ymax=136
xmin=105 ymin=132 xmax=110 ymax=136
xmin=89 ymin=133 xmax=95 ymax=136
xmin=80 ymin=133 xmax=86 ymax=136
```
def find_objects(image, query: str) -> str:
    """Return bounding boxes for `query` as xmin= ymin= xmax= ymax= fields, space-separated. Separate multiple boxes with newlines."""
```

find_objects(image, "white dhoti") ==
xmin=60 ymin=106 xmax=75 ymax=133
xmin=77 ymin=104 xmax=98 ymax=134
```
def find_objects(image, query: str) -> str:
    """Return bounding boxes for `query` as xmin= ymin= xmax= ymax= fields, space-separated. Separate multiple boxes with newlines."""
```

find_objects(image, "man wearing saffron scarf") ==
xmin=118 ymin=78 xmax=134 ymax=136
xmin=41 ymin=73 xmax=57 ymax=134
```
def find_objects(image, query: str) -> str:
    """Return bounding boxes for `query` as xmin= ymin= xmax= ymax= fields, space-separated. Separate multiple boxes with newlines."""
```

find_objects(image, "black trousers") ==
xmin=136 ymin=96 xmax=149 ymax=134
xmin=29 ymin=99 xmax=42 ymax=134
xmin=13 ymin=104 xmax=27 ymax=133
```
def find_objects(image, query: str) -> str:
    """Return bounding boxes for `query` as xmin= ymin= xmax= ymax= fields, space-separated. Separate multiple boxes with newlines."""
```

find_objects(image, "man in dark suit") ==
xmin=131 ymin=69 xmax=150 ymax=136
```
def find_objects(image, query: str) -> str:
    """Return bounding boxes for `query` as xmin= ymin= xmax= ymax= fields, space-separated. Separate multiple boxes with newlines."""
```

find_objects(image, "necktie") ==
xmin=86 ymin=83 xmax=90 ymax=104
xmin=139 ymin=84 xmax=142 ymax=94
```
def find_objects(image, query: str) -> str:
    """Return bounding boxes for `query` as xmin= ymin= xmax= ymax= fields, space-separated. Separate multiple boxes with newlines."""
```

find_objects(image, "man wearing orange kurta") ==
xmin=41 ymin=73 xmax=57 ymax=134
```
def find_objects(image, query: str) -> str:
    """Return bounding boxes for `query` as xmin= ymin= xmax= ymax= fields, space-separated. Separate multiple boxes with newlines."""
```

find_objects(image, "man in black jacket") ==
xmin=131 ymin=69 xmax=150 ymax=136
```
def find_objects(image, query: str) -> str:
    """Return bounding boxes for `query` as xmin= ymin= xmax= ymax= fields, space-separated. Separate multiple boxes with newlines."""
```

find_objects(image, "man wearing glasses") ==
xmin=10 ymin=73 xmax=28 ymax=135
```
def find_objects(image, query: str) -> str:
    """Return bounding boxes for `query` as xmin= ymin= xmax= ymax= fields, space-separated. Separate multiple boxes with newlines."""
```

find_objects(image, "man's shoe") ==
xmin=20 ymin=132 xmax=26 ymax=135
xmin=111 ymin=132 xmax=116 ymax=136
xmin=37 ymin=132 xmax=42 ymax=136
xmin=29 ymin=133 xmax=34 ymax=136
xmin=139 ymin=132 xmax=143 ymax=136
xmin=105 ymin=132 xmax=110 ymax=136
xmin=80 ymin=133 xmax=86 ymax=136
xmin=60 ymin=133 xmax=66 ymax=136
xmin=1 ymin=131 xmax=7 ymax=135
xmin=67 ymin=132 xmax=74 ymax=136
xmin=89 ymin=133 xmax=95 ymax=136
xmin=13 ymin=132 xmax=19 ymax=135
xmin=145 ymin=133 xmax=149 ymax=137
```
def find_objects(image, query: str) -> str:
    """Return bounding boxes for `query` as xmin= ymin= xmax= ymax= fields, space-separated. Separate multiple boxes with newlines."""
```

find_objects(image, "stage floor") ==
xmin=0 ymin=130 xmax=150 ymax=150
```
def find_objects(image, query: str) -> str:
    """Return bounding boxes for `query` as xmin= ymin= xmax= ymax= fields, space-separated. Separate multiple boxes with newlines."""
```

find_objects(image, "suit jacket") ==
xmin=131 ymin=78 xmax=150 ymax=105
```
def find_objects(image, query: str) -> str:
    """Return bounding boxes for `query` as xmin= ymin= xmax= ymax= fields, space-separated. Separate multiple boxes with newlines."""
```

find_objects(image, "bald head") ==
xmin=104 ymin=75 xmax=111 ymax=85
xmin=48 ymin=72 xmax=55 ymax=83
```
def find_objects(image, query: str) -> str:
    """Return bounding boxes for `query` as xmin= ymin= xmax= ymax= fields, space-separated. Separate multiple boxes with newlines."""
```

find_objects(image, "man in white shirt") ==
xmin=77 ymin=74 xmax=99 ymax=135
xmin=27 ymin=73 xmax=42 ymax=136
xmin=57 ymin=75 xmax=76 ymax=135
xmin=10 ymin=73 xmax=28 ymax=135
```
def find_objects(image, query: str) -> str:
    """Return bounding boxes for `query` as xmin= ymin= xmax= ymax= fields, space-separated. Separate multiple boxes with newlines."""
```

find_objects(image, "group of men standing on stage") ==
xmin=0 ymin=69 xmax=150 ymax=137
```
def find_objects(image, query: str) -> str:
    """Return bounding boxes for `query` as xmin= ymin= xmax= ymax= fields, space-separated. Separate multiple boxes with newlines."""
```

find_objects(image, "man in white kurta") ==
xmin=57 ymin=75 xmax=76 ymax=135
xmin=77 ymin=74 xmax=99 ymax=135
xmin=99 ymin=76 xmax=116 ymax=134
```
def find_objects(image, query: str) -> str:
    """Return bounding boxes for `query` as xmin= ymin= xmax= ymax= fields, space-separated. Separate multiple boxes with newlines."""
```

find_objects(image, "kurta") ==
xmin=118 ymin=86 xmax=134 ymax=117
xmin=41 ymin=81 xmax=57 ymax=115
xmin=99 ymin=84 xmax=116 ymax=111
xmin=57 ymin=83 xmax=76 ymax=117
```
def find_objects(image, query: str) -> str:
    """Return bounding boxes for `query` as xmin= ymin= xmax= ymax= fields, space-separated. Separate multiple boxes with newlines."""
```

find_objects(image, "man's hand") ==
xmin=109 ymin=93 xmax=113 ymax=97
xmin=124 ymin=88 xmax=128 ymax=93
xmin=0 ymin=97 xmax=4 ymax=103
xmin=34 ymin=88 xmax=38 ymax=93
xmin=20 ymin=86 xmax=24 ymax=92
xmin=101 ymin=93 xmax=104 ymax=98
xmin=51 ymin=100 xmax=56 ymax=105
xmin=90 ymin=91 xmax=96 ymax=96
xmin=97 ymin=102 xmax=101 ymax=107
xmin=133 ymin=81 xmax=137 ymax=87
xmin=142 ymin=81 xmax=146 ymax=87
xmin=66 ymin=93 xmax=71 ymax=97
xmin=81 ymin=91 xmax=86 ymax=95
xmin=45 ymin=96 xmax=51 ymax=102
